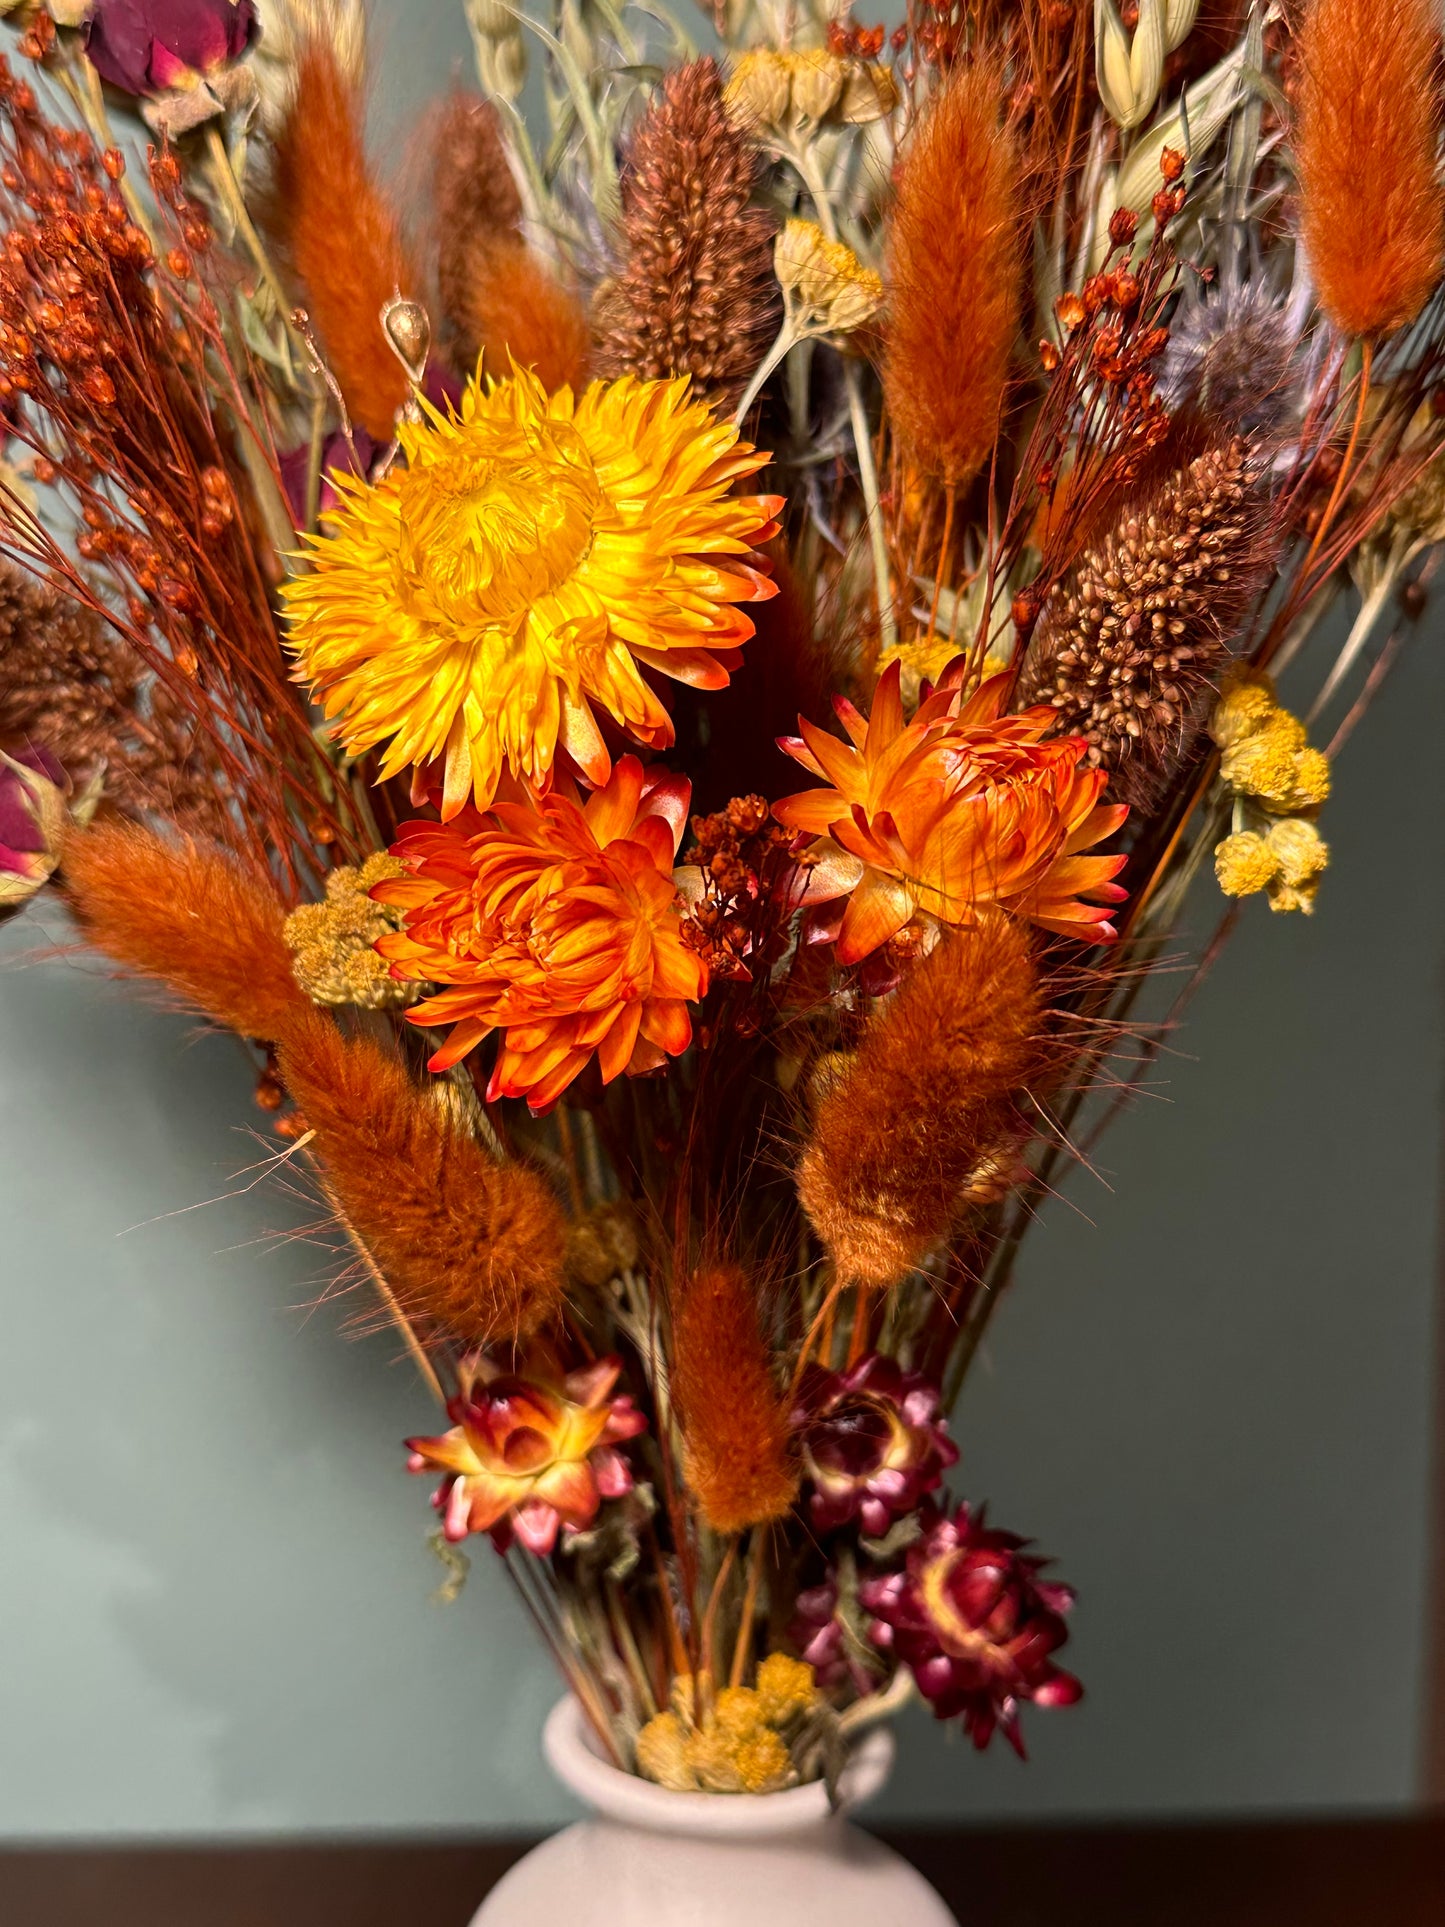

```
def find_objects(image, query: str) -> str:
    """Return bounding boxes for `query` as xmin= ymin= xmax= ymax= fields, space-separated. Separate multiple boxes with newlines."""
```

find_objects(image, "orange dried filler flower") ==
xmin=773 ymin=663 xmax=1128 ymax=963
xmin=376 ymin=757 xmax=707 ymax=1110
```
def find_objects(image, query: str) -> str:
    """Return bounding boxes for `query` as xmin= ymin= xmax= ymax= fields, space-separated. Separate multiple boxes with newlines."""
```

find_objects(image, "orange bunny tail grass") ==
xmin=883 ymin=59 xmax=1021 ymax=491
xmin=430 ymin=91 xmax=525 ymax=369
xmin=1296 ymin=0 xmax=1444 ymax=338
xmin=423 ymin=88 xmax=585 ymax=390
xmin=270 ymin=39 xmax=417 ymax=438
xmin=465 ymin=238 xmax=590 ymax=393
xmin=671 ymin=1262 xmax=799 ymax=1534
xmin=62 ymin=819 xmax=307 ymax=1041
xmin=275 ymin=1008 xmax=567 ymax=1349
xmin=798 ymin=918 xmax=1045 ymax=1287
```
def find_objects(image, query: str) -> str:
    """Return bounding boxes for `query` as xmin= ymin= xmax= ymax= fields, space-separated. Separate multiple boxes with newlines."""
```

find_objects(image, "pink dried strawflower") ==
xmin=861 ymin=1501 xmax=1082 ymax=1755
xmin=794 ymin=1355 xmax=957 ymax=1536
xmin=407 ymin=1354 xmax=646 ymax=1554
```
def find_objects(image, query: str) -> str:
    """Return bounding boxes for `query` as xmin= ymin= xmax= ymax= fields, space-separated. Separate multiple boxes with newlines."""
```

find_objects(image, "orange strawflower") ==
xmin=407 ymin=1353 xmax=646 ymax=1553
xmin=773 ymin=663 xmax=1128 ymax=963
xmin=375 ymin=756 xmax=706 ymax=1109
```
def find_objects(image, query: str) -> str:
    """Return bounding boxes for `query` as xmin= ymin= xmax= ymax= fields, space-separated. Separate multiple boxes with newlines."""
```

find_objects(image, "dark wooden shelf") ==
xmin=2 ymin=1814 xmax=1441 ymax=1926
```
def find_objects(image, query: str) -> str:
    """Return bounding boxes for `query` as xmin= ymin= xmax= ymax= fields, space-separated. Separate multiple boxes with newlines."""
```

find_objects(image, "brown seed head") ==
xmin=592 ymin=57 xmax=779 ymax=411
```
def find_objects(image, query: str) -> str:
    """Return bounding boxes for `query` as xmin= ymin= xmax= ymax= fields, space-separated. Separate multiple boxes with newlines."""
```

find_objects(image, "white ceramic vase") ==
xmin=472 ymin=1696 xmax=959 ymax=1927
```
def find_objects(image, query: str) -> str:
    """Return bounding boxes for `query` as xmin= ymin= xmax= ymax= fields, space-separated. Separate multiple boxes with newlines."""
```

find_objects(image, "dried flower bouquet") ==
xmin=2 ymin=0 xmax=1442 ymax=1791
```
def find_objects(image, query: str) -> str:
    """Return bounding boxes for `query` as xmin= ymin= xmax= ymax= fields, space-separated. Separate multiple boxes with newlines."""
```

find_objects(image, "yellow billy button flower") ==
xmin=283 ymin=369 xmax=783 ymax=818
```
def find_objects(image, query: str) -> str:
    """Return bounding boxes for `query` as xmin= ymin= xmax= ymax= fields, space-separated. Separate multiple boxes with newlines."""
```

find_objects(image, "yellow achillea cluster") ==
xmin=635 ymin=1656 xmax=819 ymax=1793
xmin=1210 ymin=669 xmax=1331 ymax=914
xmin=283 ymin=853 xmax=417 ymax=1008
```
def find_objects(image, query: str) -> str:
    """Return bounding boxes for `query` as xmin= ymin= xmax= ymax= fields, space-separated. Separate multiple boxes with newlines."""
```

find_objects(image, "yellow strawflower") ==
xmin=284 ymin=369 xmax=783 ymax=818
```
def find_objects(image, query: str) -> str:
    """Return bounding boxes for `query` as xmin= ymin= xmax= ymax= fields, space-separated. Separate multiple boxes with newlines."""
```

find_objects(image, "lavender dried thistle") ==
xmin=592 ymin=58 xmax=779 ymax=411
xmin=1021 ymin=439 xmax=1273 ymax=809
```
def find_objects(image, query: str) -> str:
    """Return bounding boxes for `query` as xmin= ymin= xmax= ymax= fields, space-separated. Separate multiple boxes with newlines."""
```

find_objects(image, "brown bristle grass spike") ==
xmin=275 ymin=1008 xmax=567 ymax=1350
xmin=882 ymin=60 xmax=1022 ymax=492
xmin=671 ymin=1262 xmax=799 ymax=1535
xmin=269 ymin=39 xmax=418 ymax=438
xmin=1296 ymin=0 xmax=1444 ymax=339
xmin=62 ymin=820 xmax=307 ymax=1042
xmin=592 ymin=57 xmax=779 ymax=411
xmin=798 ymin=917 xmax=1045 ymax=1288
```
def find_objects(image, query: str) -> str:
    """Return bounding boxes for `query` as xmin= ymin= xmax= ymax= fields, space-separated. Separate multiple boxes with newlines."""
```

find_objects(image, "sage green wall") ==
xmin=0 ymin=0 xmax=1440 ymax=1838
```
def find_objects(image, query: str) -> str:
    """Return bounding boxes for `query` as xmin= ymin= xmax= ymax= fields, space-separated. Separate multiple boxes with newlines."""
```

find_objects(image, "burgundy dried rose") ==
xmin=794 ymin=1355 xmax=957 ymax=1536
xmin=84 ymin=0 xmax=260 ymax=98
xmin=1 ymin=746 xmax=68 ymax=909
xmin=860 ymin=1501 xmax=1082 ymax=1755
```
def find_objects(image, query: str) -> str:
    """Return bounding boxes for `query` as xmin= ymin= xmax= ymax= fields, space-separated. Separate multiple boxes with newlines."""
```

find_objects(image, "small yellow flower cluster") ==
xmin=724 ymin=48 xmax=897 ymax=131
xmin=774 ymin=220 xmax=884 ymax=339
xmin=635 ymin=1657 xmax=819 ymax=1794
xmin=284 ymin=853 xmax=417 ymax=1008
xmin=1210 ymin=670 xmax=1330 ymax=914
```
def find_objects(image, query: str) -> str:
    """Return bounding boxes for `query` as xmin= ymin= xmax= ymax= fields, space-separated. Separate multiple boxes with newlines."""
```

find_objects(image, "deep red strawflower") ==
xmin=859 ymin=1501 xmax=1082 ymax=1755
xmin=793 ymin=1354 xmax=957 ymax=1537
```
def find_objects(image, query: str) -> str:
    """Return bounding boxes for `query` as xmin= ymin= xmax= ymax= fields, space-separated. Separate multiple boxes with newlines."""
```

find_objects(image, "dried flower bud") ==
xmin=724 ymin=48 xmax=793 ymax=127
xmin=1108 ymin=206 xmax=1139 ymax=246
xmin=775 ymin=219 xmax=884 ymax=335
xmin=0 ymin=746 xmax=70 ymax=907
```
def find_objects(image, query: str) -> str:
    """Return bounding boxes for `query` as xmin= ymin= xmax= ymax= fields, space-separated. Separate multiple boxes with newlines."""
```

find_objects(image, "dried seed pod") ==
xmin=1021 ymin=439 xmax=1273 ymax=808
xmin=1296 ymin=0 xmax=1444 ymax=339
xmin=275 ymin=1007 xmax=567 ymax=1348
xmin=62 ymin=820 xmax=307 ymax=1041
xmin=882 ymin=60 xmax=1021 ymax=490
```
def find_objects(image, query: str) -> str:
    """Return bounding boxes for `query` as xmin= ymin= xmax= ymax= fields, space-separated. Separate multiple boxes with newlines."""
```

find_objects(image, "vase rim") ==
xmin=543 ymin=1695 xmax=895 ymax=1841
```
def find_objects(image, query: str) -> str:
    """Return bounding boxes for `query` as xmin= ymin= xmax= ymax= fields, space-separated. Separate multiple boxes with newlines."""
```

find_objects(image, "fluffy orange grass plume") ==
xmin=464 ymin=240 xmax=590 ymax=393
xmin=271 ymin=40 xmax=417 ymax=438
xmin=883 ymin=59 xmax=1021 ymax=491
xmin=671 ymin=1262 xmax=799 ymax=1534
xmin=428 ymin=89 xmax=587 ymax=393
xmin=275 ymin=1007 xmax=567 ymax=1348
xmin=62 ymin=819 xmax=307 ymax=1041
xmin=798 ymin=917 xmax=1044 ymax=1287
xmin=1296 ymin=0 xmax=1444 ymax=338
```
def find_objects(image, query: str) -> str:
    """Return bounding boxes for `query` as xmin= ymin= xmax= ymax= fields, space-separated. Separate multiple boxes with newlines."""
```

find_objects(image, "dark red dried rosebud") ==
xmin=84 ymin=0 xmax=259 ymax=100
xmin=793 ymin=1354 xmax=957 ymax=1537
xmin=859 ymin=1500 xmax=1082 ymax=1756
xmin=1108 ymin=206 xmax=1138 ymax=247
